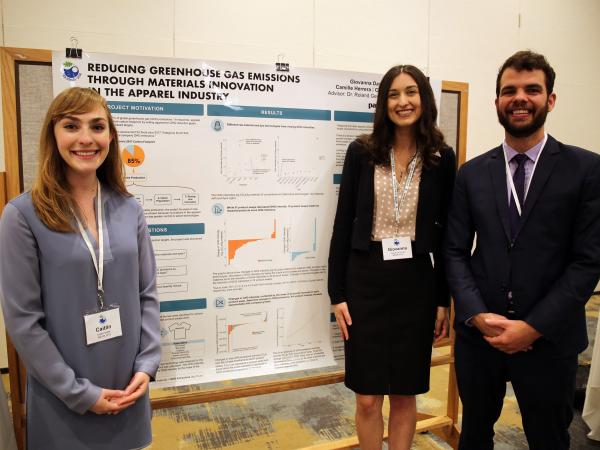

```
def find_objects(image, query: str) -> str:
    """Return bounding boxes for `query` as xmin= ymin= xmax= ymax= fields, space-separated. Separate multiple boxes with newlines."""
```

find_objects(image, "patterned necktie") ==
xmin=509 ymin=153 xmax=528 ymax=240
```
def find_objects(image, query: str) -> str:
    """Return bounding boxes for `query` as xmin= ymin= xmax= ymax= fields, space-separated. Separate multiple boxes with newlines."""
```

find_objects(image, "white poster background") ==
xmin=53 ymin=52 xmax=439 ymax=387
xmin=53 ymin=52 xmax=380 ymax=387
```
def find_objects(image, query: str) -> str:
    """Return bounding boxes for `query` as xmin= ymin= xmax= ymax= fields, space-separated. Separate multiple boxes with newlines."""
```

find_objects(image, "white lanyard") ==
xmin=390 ymin=148 xmax=418 ymax=231
xmin=502 ymin=133 xmax=547 ymax=216
xmin=73 ymin=179 xmax=105 ymax=309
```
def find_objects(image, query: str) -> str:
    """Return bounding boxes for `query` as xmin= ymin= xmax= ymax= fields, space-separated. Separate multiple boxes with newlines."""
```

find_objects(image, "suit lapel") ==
xmin=488 ymin=146 xmax=511 ymax=242
xmin=419 ymin=159 xmax=434 ymax=201
xmin=518 ymin=135 xmax=561 ymax=232
xmin=415 ymin=156 xmax=435 ymax=235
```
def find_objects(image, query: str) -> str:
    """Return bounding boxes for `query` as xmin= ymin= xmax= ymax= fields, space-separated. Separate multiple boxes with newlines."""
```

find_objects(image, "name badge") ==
xmin=83 ymin=306 xmax=122 ymax=345
xmin=381 ymin=236 xmax=413 ymax=260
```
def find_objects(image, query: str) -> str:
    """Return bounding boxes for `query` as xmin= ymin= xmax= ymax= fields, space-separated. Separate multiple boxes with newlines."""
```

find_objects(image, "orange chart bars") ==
xmin=227 ymin=219 xmax=277 ymax=264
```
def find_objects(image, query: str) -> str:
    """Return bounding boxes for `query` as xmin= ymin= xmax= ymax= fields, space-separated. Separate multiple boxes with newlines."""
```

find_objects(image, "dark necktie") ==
xmin=509 ymin=153 xmax=528 ymax=240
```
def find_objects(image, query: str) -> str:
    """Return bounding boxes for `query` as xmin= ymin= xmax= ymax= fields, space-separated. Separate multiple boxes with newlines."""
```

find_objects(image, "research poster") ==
xmin=53 ymin=51 xmax=379 ymax=386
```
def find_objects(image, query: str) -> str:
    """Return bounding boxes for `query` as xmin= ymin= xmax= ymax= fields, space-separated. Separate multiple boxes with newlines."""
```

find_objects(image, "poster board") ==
xmin=1 ymin=47 xmax=468 ymax=449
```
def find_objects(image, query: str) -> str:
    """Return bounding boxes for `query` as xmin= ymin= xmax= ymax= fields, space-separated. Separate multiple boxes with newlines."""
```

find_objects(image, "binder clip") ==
xmin=275 ymin=54 xmax=289 ymax=72
xmin=66 ymin=37 xmax=82 ymax=59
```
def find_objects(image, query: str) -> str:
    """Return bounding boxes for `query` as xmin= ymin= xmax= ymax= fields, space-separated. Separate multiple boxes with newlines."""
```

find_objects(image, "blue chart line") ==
xmin=291 ymin=218 xmax=317 ymax=261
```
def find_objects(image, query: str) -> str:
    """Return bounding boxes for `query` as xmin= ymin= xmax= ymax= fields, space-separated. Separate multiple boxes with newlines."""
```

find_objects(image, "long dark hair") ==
xmin=359 ymin=65 xmax=445 ymax=167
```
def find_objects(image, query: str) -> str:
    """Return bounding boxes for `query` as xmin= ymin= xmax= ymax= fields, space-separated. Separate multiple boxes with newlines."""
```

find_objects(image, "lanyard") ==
xmin=390 ymin=148 xmax=418 ymax=233
xmin=502 ymin=133 xmax=547 ymax=216
xmin=73 ymin=179 xmax=105 ymax=310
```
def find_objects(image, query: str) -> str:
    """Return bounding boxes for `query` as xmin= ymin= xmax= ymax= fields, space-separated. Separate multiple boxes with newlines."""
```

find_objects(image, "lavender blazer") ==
xmin=0 ymin=186 xmax=160 ymax=450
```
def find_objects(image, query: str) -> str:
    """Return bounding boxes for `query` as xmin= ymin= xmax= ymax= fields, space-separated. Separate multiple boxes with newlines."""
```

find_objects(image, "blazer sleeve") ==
xmin=444 ymin=164 xmax=490 ymax=322
xmin=133 ymin=204 xmax=161 ymax=379
xmin=0 ymin=204 xmax=102 ymax=414
xmin=524 ymin=155 xmax=600 ymax=340
xmin=328 ymin=141 xmax=361 ymax=304
xmin=433 ymin=147 xmax=457 ymax=307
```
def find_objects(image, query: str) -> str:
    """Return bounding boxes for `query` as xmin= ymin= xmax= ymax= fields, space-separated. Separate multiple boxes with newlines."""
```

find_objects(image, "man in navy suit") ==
xmin=445 ymin=50 xmax=600 ymax=449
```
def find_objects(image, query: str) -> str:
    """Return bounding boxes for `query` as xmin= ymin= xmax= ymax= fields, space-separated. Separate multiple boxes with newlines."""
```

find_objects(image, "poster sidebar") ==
xmin=117 ymin=103 xmax=208 ymax=387
xmin=135 ymin=119 xmax=207 ymax=387
xmin=107 ymin=84 xmax=208 ymax=387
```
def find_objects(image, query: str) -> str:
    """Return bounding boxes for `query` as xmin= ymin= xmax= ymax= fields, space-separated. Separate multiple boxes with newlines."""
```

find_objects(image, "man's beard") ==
xmin=497 ymin=102 xmax=549 ymax=138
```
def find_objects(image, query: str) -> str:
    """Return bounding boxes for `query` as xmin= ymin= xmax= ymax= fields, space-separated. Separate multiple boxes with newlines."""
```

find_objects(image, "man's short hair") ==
xmin=496 ymin=50 xmax=556 ymax=97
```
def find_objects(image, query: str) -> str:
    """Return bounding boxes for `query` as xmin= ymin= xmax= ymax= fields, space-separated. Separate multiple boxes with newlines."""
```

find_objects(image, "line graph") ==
xmin=219 ymin=134 xmax=328 ymax=190
xmin=277 ymin=305 xmax=324 ymax=347
xmin=216 ymin=311 xmax=269 ymax=353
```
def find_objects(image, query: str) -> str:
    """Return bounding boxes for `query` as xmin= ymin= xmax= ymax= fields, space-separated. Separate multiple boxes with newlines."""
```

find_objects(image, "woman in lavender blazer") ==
xmin=0 ymin=87 xmax=160 ymax=450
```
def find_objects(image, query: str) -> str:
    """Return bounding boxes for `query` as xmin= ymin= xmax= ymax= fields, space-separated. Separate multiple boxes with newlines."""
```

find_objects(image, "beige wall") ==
xmin=0 ymin=0 xmax=596 ymax=166
xmin=0 ymin=0 xmax=599 ymax=367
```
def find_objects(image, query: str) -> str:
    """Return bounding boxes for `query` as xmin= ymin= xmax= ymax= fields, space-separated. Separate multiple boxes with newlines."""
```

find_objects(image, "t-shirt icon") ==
xmin=168 ymin=322 xmax=192 ymax=340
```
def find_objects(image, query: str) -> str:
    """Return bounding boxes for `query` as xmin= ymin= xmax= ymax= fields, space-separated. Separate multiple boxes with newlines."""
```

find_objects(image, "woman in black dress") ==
xmin=328 ymin=65 xmax=456 ymax=449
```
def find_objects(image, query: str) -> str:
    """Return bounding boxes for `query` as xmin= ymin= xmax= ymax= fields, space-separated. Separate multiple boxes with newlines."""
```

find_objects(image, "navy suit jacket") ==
xmin=444 ymin=135 xmax=600 ymax=355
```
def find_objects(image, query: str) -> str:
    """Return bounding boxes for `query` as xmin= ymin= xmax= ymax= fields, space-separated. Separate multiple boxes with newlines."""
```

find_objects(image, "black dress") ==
xmin=345 ymin=243 xmax=436 ymax=394
xmin=328 ymin=140 xmax=456 ymax=395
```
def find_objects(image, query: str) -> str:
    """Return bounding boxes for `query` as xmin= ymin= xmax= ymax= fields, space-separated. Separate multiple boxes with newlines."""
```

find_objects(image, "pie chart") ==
xmin=121 ymin=144 xmax=145 ymax=168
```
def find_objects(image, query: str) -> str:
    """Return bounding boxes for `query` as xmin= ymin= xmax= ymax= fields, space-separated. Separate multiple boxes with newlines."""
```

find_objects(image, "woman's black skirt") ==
xmin=344 ymin=241 xmax=437 ymax=395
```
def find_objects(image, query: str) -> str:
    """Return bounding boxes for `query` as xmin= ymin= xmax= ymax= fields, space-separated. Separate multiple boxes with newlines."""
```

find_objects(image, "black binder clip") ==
xmin=275 ymin=54 xmax=289 ymax=72
xmin=66 ymin=37 xmax=82 ymax=59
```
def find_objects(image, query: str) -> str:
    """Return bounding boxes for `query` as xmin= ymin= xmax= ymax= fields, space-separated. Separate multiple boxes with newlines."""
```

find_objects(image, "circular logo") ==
xmin=212 ymin=203 xmax=224 ymax=216
xmin=61 ymin=61 xmax=81 ymax=81
xmin=211 ymin=119 xmax=224 ymax=132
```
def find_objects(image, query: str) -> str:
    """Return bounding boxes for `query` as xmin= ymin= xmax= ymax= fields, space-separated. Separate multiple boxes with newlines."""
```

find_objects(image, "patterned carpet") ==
xmin=3 ymin=294 xmax=600 ymax=449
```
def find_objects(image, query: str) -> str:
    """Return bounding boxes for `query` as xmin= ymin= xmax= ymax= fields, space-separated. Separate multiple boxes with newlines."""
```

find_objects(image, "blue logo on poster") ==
xmin=211 ymin=119 xmax=224 ymax=132
xmin=61 ymin=61 xmax=81 ymax=81
xmin=212 ymin=203 xmax=224 ymax=216
xmin=394 ymin=239 xmax=400 ymax=246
